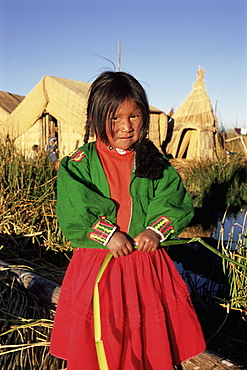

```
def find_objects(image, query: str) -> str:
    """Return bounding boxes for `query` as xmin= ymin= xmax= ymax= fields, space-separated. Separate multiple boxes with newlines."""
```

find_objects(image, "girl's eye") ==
xmin=110 ymin=114 xmax=141 ymax=121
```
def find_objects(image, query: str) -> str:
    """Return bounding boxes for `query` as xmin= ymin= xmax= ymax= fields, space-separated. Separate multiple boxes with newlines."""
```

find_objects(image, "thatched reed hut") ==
xmin=4 ymin=76 xmax=90 ymax=158
xmin=4 ymin=76 xmax=167 ymax=159
xmin=163 ymin=68 xmax=222 ymax=160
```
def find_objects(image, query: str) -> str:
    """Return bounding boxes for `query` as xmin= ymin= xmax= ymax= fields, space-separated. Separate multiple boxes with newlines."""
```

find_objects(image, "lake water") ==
xmin=174 ymin=209 xmax=246 ymax=298
xmin=211 ymin=210 xmax=246 ymax=249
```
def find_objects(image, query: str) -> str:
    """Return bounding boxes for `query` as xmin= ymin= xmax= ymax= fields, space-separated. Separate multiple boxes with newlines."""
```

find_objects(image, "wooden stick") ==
xmin=0 ymin=259 xmax=61 ymax=307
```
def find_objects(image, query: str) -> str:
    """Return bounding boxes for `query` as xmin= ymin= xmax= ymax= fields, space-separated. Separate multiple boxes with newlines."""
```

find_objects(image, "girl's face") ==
xmin=106 ymin=99 xmax=142 ymax=150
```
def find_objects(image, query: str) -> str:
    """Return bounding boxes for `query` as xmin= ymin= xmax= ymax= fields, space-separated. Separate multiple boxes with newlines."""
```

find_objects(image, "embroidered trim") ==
xmin=88 ymin=216 xmax=117 ymax=245
xmin=68 ymin=149 xmax=86 ymax=162
xmin=163 ymin=229 xmax=175 ymax=241
xmin=148 ymin=216 xmax=174 ymax=241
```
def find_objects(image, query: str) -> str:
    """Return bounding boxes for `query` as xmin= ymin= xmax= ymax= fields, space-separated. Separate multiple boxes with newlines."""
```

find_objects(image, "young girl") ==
xmin=50 ymin=71 xmax=205 ymax=369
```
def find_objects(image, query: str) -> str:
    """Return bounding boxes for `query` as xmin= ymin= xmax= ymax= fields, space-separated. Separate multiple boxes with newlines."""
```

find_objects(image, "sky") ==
xmin=0 ymin=0 xmax=246 ymax=128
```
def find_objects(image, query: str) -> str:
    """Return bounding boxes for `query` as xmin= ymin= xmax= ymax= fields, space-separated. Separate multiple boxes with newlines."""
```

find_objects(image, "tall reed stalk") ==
xmin=0 ymin=140 xmax=68 ymax=251
xmin=216 ymin=210 xmax=247 ymax=312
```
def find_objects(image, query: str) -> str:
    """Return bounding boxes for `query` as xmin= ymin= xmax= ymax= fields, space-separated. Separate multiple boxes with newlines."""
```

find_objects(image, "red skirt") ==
xmin=50 ymin=247 xmax=205 ymax=369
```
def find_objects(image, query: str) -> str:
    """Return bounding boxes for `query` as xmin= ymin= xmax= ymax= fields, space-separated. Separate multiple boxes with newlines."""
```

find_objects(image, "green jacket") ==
xmin=56 ymin=142 xmax=194 ymax=249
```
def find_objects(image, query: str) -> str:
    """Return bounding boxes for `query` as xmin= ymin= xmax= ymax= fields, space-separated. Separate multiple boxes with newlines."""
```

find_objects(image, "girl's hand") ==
xmin=134 ymin=229 xmax=160 ymax=252
xmin=107 ymin=231 xmax=134 ymax=258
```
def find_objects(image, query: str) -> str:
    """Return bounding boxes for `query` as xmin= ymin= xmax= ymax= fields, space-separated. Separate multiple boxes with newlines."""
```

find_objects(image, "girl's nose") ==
xmin=121 ymin=119 xmax=133 ymax=131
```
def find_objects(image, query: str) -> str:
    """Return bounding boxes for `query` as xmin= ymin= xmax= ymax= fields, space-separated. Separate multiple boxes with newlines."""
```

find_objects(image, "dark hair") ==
xmin=84 ymin=71 xmax=150 ymax=144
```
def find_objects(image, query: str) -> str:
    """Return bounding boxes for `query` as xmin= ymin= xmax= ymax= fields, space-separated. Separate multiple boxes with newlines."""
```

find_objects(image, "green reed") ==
xmin=0 ymin=140 xmax=68 ymax=251
xmin=216 ymin=210 xmax=247 ymax=312
xmin=182 ymin=154 xmax=247 ymax=211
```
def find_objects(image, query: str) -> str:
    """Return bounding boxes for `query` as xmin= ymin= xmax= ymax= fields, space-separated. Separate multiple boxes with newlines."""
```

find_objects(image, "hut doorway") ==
xmin=42 ymin=113 xmax=59 ymax=150
xmin=176 ymin=128 xmax=198 ymax=159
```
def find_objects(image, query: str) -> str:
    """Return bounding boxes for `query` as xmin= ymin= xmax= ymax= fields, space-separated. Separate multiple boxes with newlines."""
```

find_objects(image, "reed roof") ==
xmin=5 ymin=76 xmax=91 ymax=138
xmin=0 ymin=91 xmax=25 ymax=113
xmin=172 ymin=68 xmax=216 ymax=127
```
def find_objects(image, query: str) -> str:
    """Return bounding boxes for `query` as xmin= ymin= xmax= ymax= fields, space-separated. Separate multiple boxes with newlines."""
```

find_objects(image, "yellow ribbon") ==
xmin=93 ymin=252 xmax=113 ymax=370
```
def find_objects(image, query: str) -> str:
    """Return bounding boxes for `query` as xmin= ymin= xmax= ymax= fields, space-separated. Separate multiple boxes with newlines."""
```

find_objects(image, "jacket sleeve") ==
xmin=145 ymin=161 xmax=194 ymax=241
xmin=56 ymin=152 xmax=117 ymax=248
